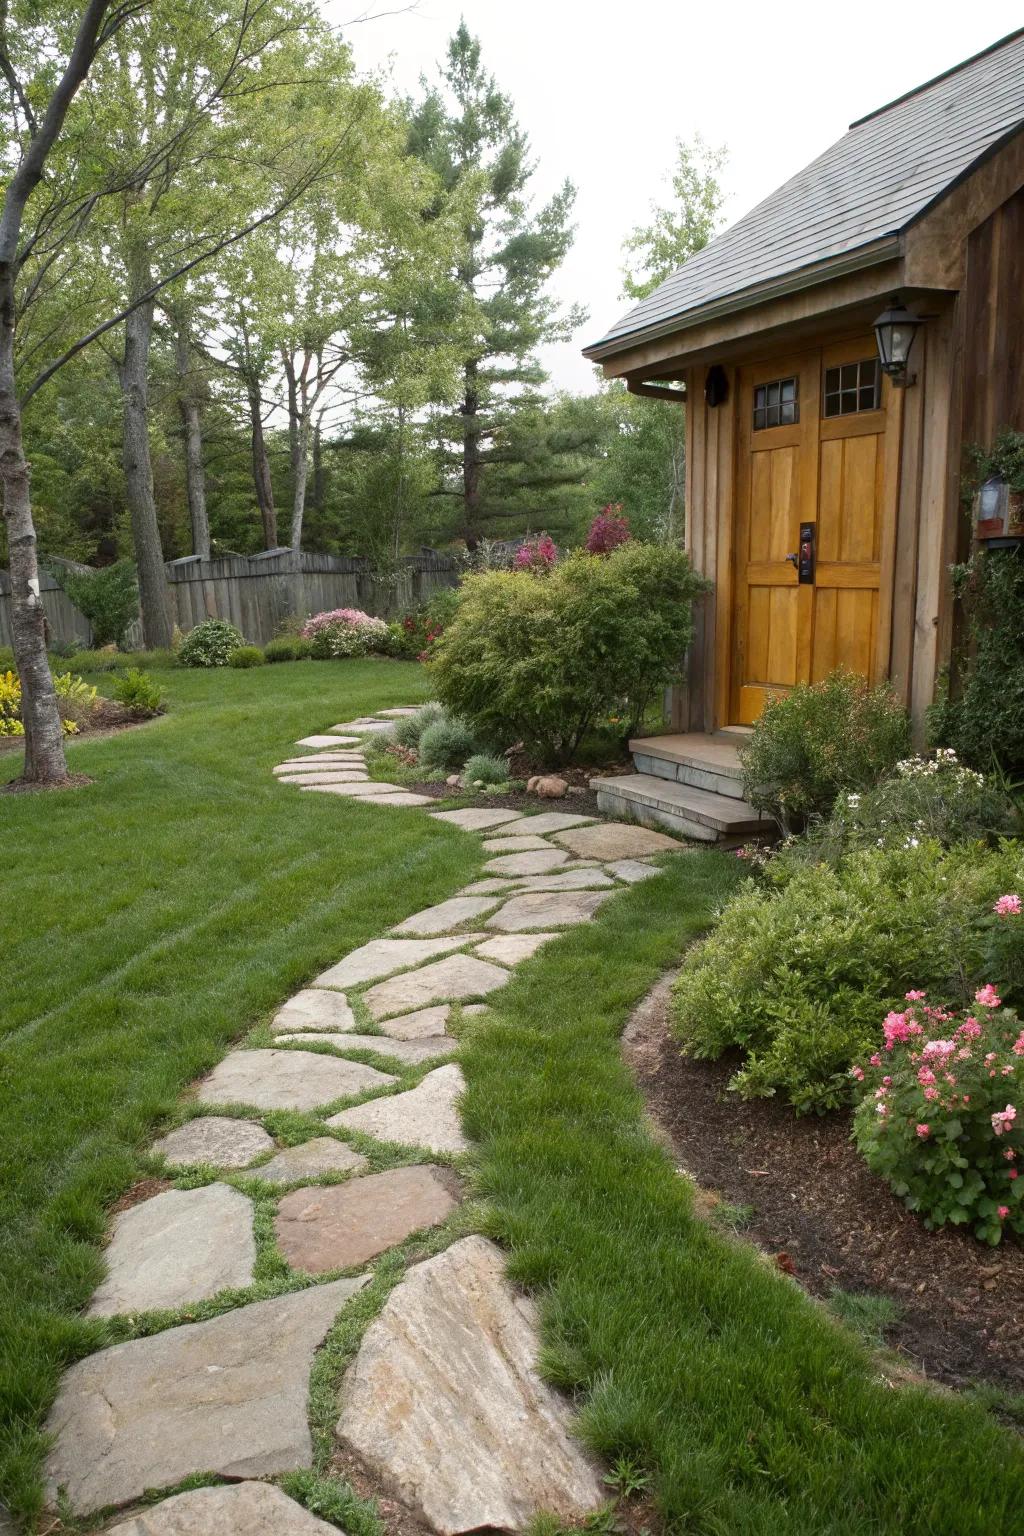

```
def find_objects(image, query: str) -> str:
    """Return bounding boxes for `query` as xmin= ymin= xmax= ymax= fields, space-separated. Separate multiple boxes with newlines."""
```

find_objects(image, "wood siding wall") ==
xmin=961 ymin=185 xmax=1024 ymax=448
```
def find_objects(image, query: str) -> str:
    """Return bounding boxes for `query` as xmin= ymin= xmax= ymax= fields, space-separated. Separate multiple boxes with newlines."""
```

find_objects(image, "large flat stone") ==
xmin=351 ymin=791 xmax=433 ymax=807
xmin=495 ymin=812 xmax=597 ymax=837
xmin=150 ymin=1115 xmax=273 ymax=1168
xmin=607 ymin=858 xmax=661 ymax=883
xmin=247 ymin=1138 xmax=369 ymax=1185
xmin=301 ymin=780 xmax=406 ymax=797
xmin=474 ymin=933 xmax=560 ymax=966
xmin=276 ymin=1166 xmax=461 ymax=1274
xmin=277 ymin=771 xmax=369 ymax=786
xmin=197 ymin=1049 xmax=396 ymax=1111
xmin=481 ymin=834 xmax=555 ymax=852
xmin=45 ymin=1276 xmax=368 ymax=1514
xmin=274 ymin=755 xmax=366 ymax=770
xmin=330 ymin=719 xmax=395 ymax=734
xmin=106 ymin=1482 xmax=341 ymax=1535
xmin=377 ymin=1004 xmax=450 ymax=1039
xmin=88 ymin=1185 xmax=255 ymax=1318
xmin=554 ymin=821 xmax=682 ymax=859
xmin=363 ymin=954 xmax=510 ymax=1019
xmin=486 ymin=890 xmax=613 ymax=932
xmin=391 ymin=896 xmax=499 ymax=935
xmin=284 ymin=1032 xmax=458 ymax=1065
xmin=378 ymin=707 xmax=421 ymax=717
xmin=336 ymin=1236 xmax=603 ymax=1533
xmin=328 ymin=1064 xmax=468 ymax=1154
xmin=315 ymin=936 xmax=479 ymax=991
xmin=483 ymin=848 xmax=571 ymax=876
xmin=272 ymin=988 xmax=357 ymax=1034
xmin=506 ymin=869 xmax=616 ymax=892
xmin=428 ymin=808 xmax=524 ymax=831
xmin=295 ymin=734 xmax=359 ymax=748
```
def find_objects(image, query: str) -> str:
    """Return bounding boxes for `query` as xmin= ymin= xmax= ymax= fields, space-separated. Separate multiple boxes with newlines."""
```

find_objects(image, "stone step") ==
xmin=628 ymin=732 xmax=748 ymax=800
xmin=591 ymin=773 xmax=773 ymax=844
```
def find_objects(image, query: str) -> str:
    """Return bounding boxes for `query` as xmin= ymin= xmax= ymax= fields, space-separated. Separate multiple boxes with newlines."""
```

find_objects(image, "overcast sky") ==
xmin=334 ymin=1 xmax=1022 ymax=395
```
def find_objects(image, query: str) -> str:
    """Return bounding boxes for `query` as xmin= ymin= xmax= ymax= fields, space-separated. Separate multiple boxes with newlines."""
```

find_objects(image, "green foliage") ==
xmin=740 ymin=671 xmax=912 ymax=834
xmin=621 ymin=135 xmax=727 ymax=300
xmin=392 ymin=701 xmax=446 ymax=750
xmin=929 ymin=549 xmax=1024 ymax=775
xmin=418 ymin=713 xmax=476 ymax=771
xmin=228 ymin=644 xmax=266 ymax=669
xmin=59 ymin=561 xmax=138 ymax=649
xmin=51 ymin=671 xmax=98 ymax=730
xmin=827 ymin=1290 xmax=901 ymax=1349
xmin=672 ymin=838 xmax=1024 ymax=1113
xmin=462 ymin=752 xmax=510 ymax=787
xmin=264 ymin=636 xmax=313 ymax=662
xmin=964 ymin=427 xmax=1024 ymax=492
xmin=111 ymin=667 xmax=166 ymax=717
xmin=431 ymin=542 xmax=704 ymax=765
xmin=50 ymin=646 xmax=178 ymax=672
xmin=177 ymin=619 xmax=245 ymax=667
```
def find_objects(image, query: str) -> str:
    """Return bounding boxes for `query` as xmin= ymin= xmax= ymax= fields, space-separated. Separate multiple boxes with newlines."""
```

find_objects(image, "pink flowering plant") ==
xmin=852 ymin=986 xmax=1024 ymax=1244
xmin=585 ymin=504 xmax=631 ymax=555
xmin=513 ymin=534 xmax=558 ymax=573
xmin=300 ymin=607 xmax=389 ymax=659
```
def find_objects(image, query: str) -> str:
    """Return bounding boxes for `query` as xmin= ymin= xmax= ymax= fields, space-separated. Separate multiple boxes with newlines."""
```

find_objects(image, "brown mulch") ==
xmin=378 ymin=742 xmax=628 ymax=819
xmin=108 ymin=1177 xmax=172 ymax=1215
xmin=623 ymin=975 xmax=1024 ymax=1396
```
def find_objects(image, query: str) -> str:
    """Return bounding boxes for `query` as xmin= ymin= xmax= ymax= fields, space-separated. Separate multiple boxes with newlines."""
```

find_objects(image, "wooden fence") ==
xmin=0 ymin=550 xmax=461 ymax=653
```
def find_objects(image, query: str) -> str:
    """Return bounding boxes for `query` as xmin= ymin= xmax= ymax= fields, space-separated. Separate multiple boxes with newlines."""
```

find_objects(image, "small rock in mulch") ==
xmin=328 ymin=1064 xmax=469 ymax=1155
xmin=275 ymin=1165 xmax=462 ymax=1273
xmin=105 ymin=1481 xmax=341 ymax=1535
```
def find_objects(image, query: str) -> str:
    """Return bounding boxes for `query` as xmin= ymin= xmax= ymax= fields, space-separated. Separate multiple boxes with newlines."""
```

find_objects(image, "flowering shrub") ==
xmin=300 ymin=608 xmax=389 ymax=660
xmin=585 ymin=504 xmax=631 ymax=555
xmin=513 ymin=535 xmax=557 ymax=572
xmin=853 ymin=987 xmax=1024 ymax=1243
xmin=177 ymin=619 xmax=244 ymax=667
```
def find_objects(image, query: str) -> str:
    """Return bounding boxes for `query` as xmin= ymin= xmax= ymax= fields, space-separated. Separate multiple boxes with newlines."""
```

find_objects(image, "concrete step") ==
xmin=629 ymin=732 xmax=748 ymax=801
xmin=591 ymin=773 xmax=774 ymax=844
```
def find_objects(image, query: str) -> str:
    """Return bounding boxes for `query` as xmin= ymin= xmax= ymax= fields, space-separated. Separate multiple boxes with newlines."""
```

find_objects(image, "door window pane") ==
xmin=753 ymin=376 xmax=799 ymax=430
xmin=824 ymin=358 xmax=881 ymax=417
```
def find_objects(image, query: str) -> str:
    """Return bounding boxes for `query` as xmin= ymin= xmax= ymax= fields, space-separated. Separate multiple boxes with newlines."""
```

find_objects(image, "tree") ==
xmin=621 ymin=135 xmax=727 ymax=300
xmin=409 ymin=22 xmax=584 ymax=548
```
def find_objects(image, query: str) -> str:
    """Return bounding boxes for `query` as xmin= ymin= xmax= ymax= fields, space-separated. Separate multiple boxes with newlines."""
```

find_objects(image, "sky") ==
xmin=334 ymin=0 xmax=1023 ymax=395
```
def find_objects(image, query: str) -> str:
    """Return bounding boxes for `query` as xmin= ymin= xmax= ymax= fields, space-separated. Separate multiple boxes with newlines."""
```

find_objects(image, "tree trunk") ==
xmin=311 ymin=407 xmax=325 ymax=515
xmin=118 ymin=247 xmax=173 ymax=649
xmin=245 ymin=379 xmax=277 ymax=548
xmin=668 ymin=407 xmax=686 ymax=545
xmin=174 ymin=323 xmax=210 ymax=561
xmin=290 ymin=417 xmax=308 ymax=553
xmin=0 ymin=266 xmax=69 ymax=784
xmin=461 ymin=358 xmax=482 ymax=549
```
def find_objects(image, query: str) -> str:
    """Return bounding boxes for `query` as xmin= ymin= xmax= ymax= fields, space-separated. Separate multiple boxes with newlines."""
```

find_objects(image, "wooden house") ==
xmin=583 ymin=28 xmax=1024 ymax=842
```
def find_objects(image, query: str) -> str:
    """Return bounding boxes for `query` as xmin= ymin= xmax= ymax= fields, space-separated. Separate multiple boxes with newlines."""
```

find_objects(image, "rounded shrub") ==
xmin=264 ymin=637 xmax=298 ymax=662
xmin=228 ymin=645 xmax=266 ymax=669
xmin=177 ymin=619 xmax=244 ymax=668
xmin=393 ymin=701 xmax=446 ymax=750
xmin=418 ymin=715 xmax=476 ymax=771
xmin=112 ymin=667 xmax=165 ymax=718
xmin=463 ymin=752 xmax=510 ymax=787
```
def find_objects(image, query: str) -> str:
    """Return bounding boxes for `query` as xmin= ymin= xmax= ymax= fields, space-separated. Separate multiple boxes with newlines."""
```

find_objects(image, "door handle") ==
xmin=785 ymin=553 xmax=799 ymax=566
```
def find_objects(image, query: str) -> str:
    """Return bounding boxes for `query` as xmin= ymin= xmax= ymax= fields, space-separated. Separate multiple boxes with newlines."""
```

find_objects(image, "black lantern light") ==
xmin=873 ymin=297 xmax=923 ymax=386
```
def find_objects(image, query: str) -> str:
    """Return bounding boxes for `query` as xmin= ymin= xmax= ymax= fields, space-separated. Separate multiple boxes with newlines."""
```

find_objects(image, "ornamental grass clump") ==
xmin=393 ymin=700 xmax=445 ymax=750
xmin=852 ymin=973 xmax=1024 ymax=1244
xmin=418 ymin=713 xmax=476 ymax=771
xmin=463 ymin=752 xmax=510 ymax=787
xmin=301 ymin=607 xmax=389 ymax=659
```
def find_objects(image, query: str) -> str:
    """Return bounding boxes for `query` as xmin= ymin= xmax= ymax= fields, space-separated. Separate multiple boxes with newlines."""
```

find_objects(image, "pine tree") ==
xmin=409 ymin=22 xmax=584 ymax=548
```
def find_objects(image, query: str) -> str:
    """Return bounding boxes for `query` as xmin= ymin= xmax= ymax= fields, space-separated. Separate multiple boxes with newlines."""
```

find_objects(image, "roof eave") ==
xmin=581 ymin=236 xmax=902 ymax=364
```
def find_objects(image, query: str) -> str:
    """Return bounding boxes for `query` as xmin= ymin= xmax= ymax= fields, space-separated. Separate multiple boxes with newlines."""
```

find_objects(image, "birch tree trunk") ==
xmin=174 ymin=322 xmax=210 ymax=560
xmin=247 ymin=379 xmax=277 ymax=548
xmin=461 ymin=358 xmax=482 ymax=549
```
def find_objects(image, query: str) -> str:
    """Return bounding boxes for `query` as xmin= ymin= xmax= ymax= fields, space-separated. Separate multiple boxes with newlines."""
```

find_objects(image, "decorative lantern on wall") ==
xmin=973 ymin=475 xmax=1024 ymax=546
xmin=872 ymin=298 xmax=923 ymax=386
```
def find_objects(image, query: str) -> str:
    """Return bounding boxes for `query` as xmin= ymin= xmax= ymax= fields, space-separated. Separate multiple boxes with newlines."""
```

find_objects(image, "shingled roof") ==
xmin=584 ymin=28 xmax=1024 ymax=359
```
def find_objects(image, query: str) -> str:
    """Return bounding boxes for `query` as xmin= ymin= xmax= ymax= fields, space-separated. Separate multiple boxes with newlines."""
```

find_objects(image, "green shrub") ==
xmin=177 ymin=619 xmax=245 ymax=667
xmin=60 ymin=560 xmax=138 ymax=649
xmin=264 ymin=637 xmax=298 ymax=662
xmin=112 ymin=668 xmax=165 ymax=718
xmin=739 ymin=671 xmax=911 ymax=834
xmin=51 ymin=671 xmax=98 ymax=730
xmin=49 ymin=647 xmax=177 ymax=673
xmin=228 ymin=645 xmax=266 ymax=669
xmin=418 ymin=714 xmax=476 ymax=771
xmin=430 ymin=542 xmax=704 ymax=766
xmin=393 ymin=701 xmax=446 ymax=750
xmin=929 ymin=547 xmax=1024 ymax=775
xmin=463 ymin=752 xmax=510 ymax=787
xmin=671 ymin=838 xmax=1024 ymax=1114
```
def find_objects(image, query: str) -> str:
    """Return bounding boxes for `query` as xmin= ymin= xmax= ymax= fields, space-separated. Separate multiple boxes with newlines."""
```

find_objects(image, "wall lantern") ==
xmin=873 ymin=297 xmax=923 ymax=386
xmin=974 ymin=475 xmax=1024 ymax=546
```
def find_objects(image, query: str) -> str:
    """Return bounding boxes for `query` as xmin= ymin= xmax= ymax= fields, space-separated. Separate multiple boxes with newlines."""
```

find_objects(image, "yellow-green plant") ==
xmin=0 ymin=669 xmax=24 ymax=735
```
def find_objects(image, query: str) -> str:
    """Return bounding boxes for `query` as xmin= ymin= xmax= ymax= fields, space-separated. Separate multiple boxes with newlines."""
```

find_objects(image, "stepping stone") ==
xmin=274 ymin=756 xmax=366 ymax=771
xmin=475 ymin=933 xmax=560 ymax=966
xmin=350 ymin=791 xmax=434 ymax=807
xmin=275 ymin=1165 xmax=461 ymax=1274
xmin=278 ymin=772 xmax=370 ymax=786
xmin=363 ymin=954 xmax=510 ymax=1020
xmin=301 ymin=780 xmax=406 ymax=797
xmin=330 ymin=720 xmax=394 ymax=735
xmin=607 ymin=858 xmax=661 ymax=883
xmin=481 ymin=834 xmax=555 ymax=852
xmin=44 ymin=1275 xmax=367 ymax=1515
xmin=197 ymin=1050 xmax=396 ymax=1112
xmin=486 ymin=890 xmax=613 ymax=933
xmin=284 ymin=1032 xmax=458 ymax=1065
xmin=458 ymin=878 xmax=516 ymax=896
xmin=247 ymin=1138 xmax=369 ymax=1185
xmin=315 ymin=936 xmax=480 ymax=991
xmin=505 ymin=869 xmax=616 ymax=892
xmin=328 ymin=1064 xmax=468 ymax=1154
xmin=88 ymin=1185 xmax=254 ymax=1318
xmin=483 ymin=849 xmax=572 ymax=876
xmin=376 ymin=1004 xmax=451 ymax=1039
xmin=336 ymin=1236 xmax=603 ymax=1533
xmin=272 ymin=988 xmax=357 ymax=1034
xmin=392 ymin=896 xmax=500 ymax=935
xmin=296 ymin=734 xmax=359 ymax=748
xmin=496 ymin=812 xmax=597 ymax=837
xmin=429 ymin=808 xmax=524 ymax=831
xmin=150 ymin=1115 xmax=273 ymax=1168
xmin=106 ymin=1481 xmax=340 ymax=1535
xmin=554 ymin=821 xmax=681 ymax=859
xmin=378 ymin=706 xmax=421 ymax=717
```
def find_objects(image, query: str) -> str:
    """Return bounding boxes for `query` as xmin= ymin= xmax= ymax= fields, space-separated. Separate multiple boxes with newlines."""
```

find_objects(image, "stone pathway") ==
xmin=42 ymin=706 xmax=687 ymax=1534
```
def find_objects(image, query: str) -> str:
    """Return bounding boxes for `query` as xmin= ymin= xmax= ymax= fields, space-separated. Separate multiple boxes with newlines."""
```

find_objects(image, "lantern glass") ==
xmin=873 ymin=299 xmax=922 ymax=380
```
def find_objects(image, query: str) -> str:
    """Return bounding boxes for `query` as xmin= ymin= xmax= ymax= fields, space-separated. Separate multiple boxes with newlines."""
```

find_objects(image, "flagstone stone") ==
xmin=150 ymin=1115 xmax=273 ymax=1168
xmin=428 ymin=807 xmax=524 ymax=831
xmin=391 ymin=895 xmax=499 ymax=935
xmin=330 ymin=720 xmax=394 ymax=735
xmin=196 ymin=1049 xmax=396 ymax=1111
xmin=45 ymin=1276 xmax=368 ymax=1515
xmin=275 ymin=1165 xmax=461 ymax=1274
xmin=378 ymin=707 xmax=421 ymax=717
xmin=284 ymin=1032 xmax=458 ymax=1065
xmin=246 ymin=1138 xmax=369 ymax=1185
xmin=272 ymin=988 xmax=357 ymax=1034
xmin=274 ymin=755 xmax=366 ymax=771
xmin=336 ymin=1235 xmax=603 ymax=1534
xmin=483 ymin=848 xmax=572 ymax=876
xmin=474 ymin=932 xmax=560 ymax=966
xmin=377 ymin=1003 xmax=451 ymax=1038
xmin=607 ymin=858 xmax=661 ymax=882
xmin=328 ymin=1064 xmax=468 ymax=1154
xmin=503 ymin=868 xmax=616 ymax=892
xmin=363 ymin=954 xmax=510 ymax=1020
xmin=350 ymin=791 xmax=434 ymax=807
xmin=480 ymin=834 xmax=555 ymax=852
xmin=315 ymin=936 xmax=479 ymax=990
xmin=486 ymin=889 xmax=613 ymax=933
xmin=296 ymin=734 xmax=359 ymax=748
xmin=301 ymin=779 xmax=406 ymax=797
xmin=457 ymin=878 xmax=516 ymax=896
xmin=554 ymin=821 xmax=682 ymax=860
xmin=495 ymin=811 xmax=597 ymax=837
xmin=277 ymin=771 xmax=370 ymax=786
xmin=105 ymin=1481 xmax=340 ymax=1535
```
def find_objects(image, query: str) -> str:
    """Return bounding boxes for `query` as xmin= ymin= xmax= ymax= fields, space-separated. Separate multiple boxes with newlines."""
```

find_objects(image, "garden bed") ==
xmin=624 ymin=977 xmax=1024 ymax=1399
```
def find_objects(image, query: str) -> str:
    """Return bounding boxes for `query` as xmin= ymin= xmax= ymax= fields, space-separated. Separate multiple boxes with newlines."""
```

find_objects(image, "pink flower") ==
xmin=924 ymin=1087 xmax=938 ymax=1100
xmin=917 ymin=1066 xmax=936 ymax=1086
xmin=994 ymin=894 xmax=1022 ymax=917
xmin=869 ymin=1053 xmax=882 ymax=1068
xmin=1010 ymin=1169 xmax=1019 ymax=1180
xmin=956 ymin=1017 xmax=982 ymax=1040
xmin=992 ymin=1105 xmax=1018 ymax=1136
xmin=998 ymin=1206 xmax=1010 ymax=1219
xmin=1012 ymin=1033 xmax=1024 ymax=1057
xmin=1004 ymin=1148 xmax=1016 ymax=1161
xmin=975 ymin=984 xmax=1002 ymax=1009
xmin=921 ymin=1039 xmax=956 ymax=1062
xmin=850 ymin=1065 xmax=865 ymax=1082
xmin=906 ymin=989 xmax=927 ymax=1001
xmin=916 ymin=1124 xmax=931 ymax=1138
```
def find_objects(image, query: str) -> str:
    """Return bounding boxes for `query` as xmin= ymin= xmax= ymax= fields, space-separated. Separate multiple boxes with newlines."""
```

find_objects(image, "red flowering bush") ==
xmin=853 ymin=968 xmax=1024 ymax=1244
xmin=585 ymin=503 xmax=631 ymax=555
xmin=513 ymin=534 xmax=557 ymax=572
